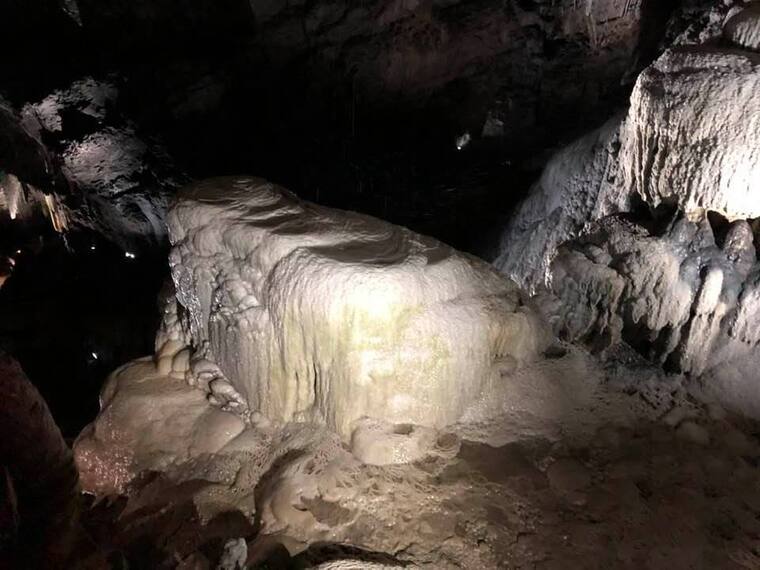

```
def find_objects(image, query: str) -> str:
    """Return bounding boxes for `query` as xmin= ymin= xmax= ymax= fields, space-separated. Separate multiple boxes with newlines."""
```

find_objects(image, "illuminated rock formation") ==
xmin=74 ymin=357 xmax=247 ymax=495
xmin=167 ymin=177 xmax=548 ymax=438
xmin=497 ymin=41 xmax=760 ymax=289
xmin=546 ymin=214 xmax=760 ymax=417
xmin=493 ymin=117 xmax=627 ymax=292
xmin=20 ymin=78 xmax=182 ymax=248
xmin=497 ymin=16 xmax=760 ymax=417
xmin=620 ymin=47 xmax=760 ymax=221
xmin=724 ymin=3 xmax=760 ymax=50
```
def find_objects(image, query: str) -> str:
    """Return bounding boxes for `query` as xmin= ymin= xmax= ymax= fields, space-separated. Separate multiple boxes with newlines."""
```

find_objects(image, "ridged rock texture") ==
xmin=724 ymin=2 xmax=760 ymax=50
xmin=493 ymin=117 xmax=628 ymax=292
xmin=496 ymin=5 xmax=760 ymax=417
xmin=546 ymin=212 xmax=760 ymax=417
xmin=167 ymin=177 xmax=548 ymax=438
xmin=620 ymin=46 xmax=760 ymax=221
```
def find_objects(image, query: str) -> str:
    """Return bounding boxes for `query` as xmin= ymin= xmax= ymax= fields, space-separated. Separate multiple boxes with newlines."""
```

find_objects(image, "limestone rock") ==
xmin=549 ymin=215 xmax=758 ymax=371
xmin=74 ymin=358 xmax=246 ymax=495
xmin=498 ymin=42 xmax=760 ymax=289
xmin=725 ymin=3 xmax=760 ymax=50
xmin=621 ymin=47 xmax=760 ymax=221
xmin=497 ymin=36 xmax=760 ymax=420
xmin=544 ymin=212 xmax=760 ymax=419
xmin=494 ymin=117 xmax=628 ymax=292
xmin=6 ymin=77 xmax=186 ymax=249
xmin=168 ymin=177 xmax=549 ymax=438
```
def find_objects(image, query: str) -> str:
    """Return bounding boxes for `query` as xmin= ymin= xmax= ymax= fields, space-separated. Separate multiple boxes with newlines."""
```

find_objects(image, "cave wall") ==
xmin=0 ymin=0 xmax=702 ymax=435
xmin=495 ymin=0 xmax=760 ymax=417
xmin=78 ymin=0 xmax=649 ymax=166
xmin=0 ymin=0 xmax=664 ymax=252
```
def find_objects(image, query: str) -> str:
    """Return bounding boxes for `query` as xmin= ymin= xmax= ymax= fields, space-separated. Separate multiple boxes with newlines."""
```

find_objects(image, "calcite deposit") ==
xmin=496 ymin=18 xmax=760 ymax=419
xmin=166 ymin=177 xmax=548 ymax=438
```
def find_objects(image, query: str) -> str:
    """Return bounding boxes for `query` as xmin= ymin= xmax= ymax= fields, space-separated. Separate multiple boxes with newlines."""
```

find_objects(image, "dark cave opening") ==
xmin=0 ymin=229 xmax=167 ymax=437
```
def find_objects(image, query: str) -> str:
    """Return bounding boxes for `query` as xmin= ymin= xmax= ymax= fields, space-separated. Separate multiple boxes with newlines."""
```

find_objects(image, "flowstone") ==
xmin=167 ymin=177 xmax=549 ymax=438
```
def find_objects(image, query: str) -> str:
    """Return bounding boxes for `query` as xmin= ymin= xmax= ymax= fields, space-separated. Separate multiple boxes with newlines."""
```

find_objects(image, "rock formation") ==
xmin=724 ymin=2 xmax=760 ymax=50
xmin=11 ymin=2 xmax=760 ymax=566
xmin=620 ymin=46 xmax=760 ymax=221
xmin=493 ymin=117 xmax=627 ymax=292
xmin=76 ymin=180 xmax=639 ymax=566
xmin=1 ymin=0 xmax=664 ymax=256
xmin=75 ymin=338 xmax=659 ymax=567
xmin=14 ymin=79 xmax=183 ymax=249
xmin=165 ymin=177 xmax=548 ymax=438
xmin=548 ymin=214 xmax=760 ymax=417
xmin=496 ymin=3 xmax=760 ymax=417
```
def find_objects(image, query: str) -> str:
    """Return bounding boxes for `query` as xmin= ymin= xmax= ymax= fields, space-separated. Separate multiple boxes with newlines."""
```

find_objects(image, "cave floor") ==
xmin=80 ymin=409 xmax=760 ymax=569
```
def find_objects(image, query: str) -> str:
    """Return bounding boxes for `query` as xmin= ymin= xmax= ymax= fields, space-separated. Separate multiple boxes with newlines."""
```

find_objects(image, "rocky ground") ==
xmin=67 ymin=317 xmax=760 ymax=569
xmin=74 ymin=370 xmax=760 ymax=569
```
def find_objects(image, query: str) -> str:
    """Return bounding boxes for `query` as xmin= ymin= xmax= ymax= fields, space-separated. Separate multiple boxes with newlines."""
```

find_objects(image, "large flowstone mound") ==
xmin=167 ymin=177 xmax=548 ymax=438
